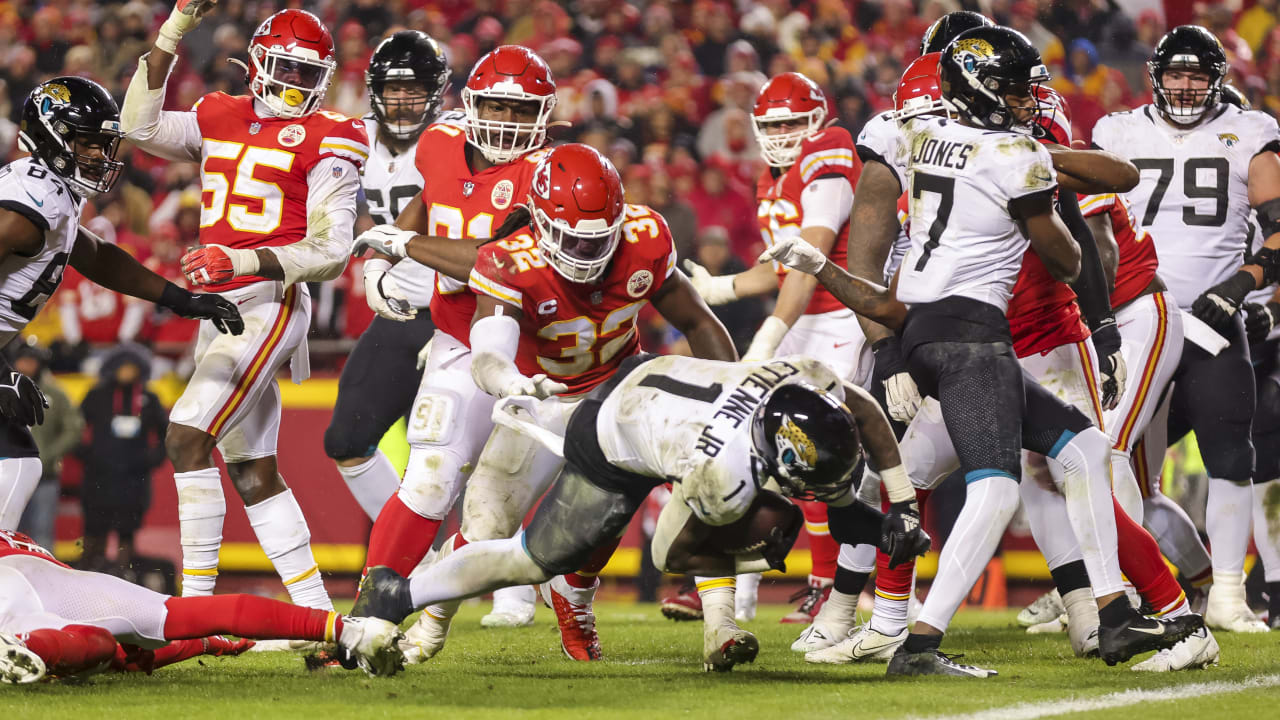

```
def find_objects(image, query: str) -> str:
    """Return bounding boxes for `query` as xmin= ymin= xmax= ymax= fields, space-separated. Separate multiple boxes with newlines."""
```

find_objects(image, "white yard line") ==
xmin=914 ymin=674 xmax=1280 ymax=720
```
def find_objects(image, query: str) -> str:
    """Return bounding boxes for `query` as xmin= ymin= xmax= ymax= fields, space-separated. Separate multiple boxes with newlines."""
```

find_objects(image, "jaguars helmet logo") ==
xmin=1219 ymin=133 xmax=1239 ymax=148
xmin=37 ymin=83 xmax=71 ymax=113
xmin=953 ymin=37 xmax=996 ymax=73
xmin=774 ymin=414 xmax=817 ymax=479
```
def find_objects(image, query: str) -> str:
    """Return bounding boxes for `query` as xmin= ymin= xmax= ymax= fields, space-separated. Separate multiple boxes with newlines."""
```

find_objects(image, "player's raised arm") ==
xmin=760 ymin=236 xmax=908 ymax=330
xmin=119 ymin=0 xmax=211 ymax=162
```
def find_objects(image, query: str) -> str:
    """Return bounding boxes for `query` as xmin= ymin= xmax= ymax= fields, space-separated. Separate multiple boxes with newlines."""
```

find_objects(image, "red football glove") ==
xmin=181 ymin=244 xmax=257 ymax=286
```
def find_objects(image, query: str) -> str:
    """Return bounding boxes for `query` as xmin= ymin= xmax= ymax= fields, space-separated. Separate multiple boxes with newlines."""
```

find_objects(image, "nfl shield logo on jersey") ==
xmin=249 ymin=122 xmax=261 ymax=135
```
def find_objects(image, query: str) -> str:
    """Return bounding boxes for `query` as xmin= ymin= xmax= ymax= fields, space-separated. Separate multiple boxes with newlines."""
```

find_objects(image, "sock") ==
xmin=336 ymin=452 xmax=400 ymax=521
xmin=1207 ymin=477 xmax=1254 ymax=575
xmin=1049 ymin=559 xmax=1091 ymax=595
xmin=174 ymin=467 xmax=225 ymax=596
xmin=1046 ymin=428 xmax=1125 ymax=598
xmin=246 ymin=488 xmax=332 ymax=610
xmin=1112 ymin=495 xmax=1186 ymax=616
xmin=1021 ymin=471 xmax=1085 ymax=571
xmin=1098 ymin=595 xmax=1134 ymax=626
xmin=1143 ymin=492 xmax=1212 ymax=580
xmin=0 ymin=457 xmax=39 ymax=530
xmin=566 ymin=534 xmax=623 ymax=589
xmin=421 ymin=534 xmax=469 ymax=621
xmin=814 ymin=588 xmax=861 ymax=633
xmin=735 ymin=572 xmax=761 ymax=607
xmin=903 ymin=631 xmax=942 ymax=654
xmin=871 ymin=550 xmax=914 ymax=636
xmin=1251 ymin=479 xmax=1280 ymax=585
xmin=695 ymin=576 xmax=736 ymax=626
xmin=408 ymin=534 xmax=546 ymax=609
xmin=162 ymin=595 xmax=341 ymax=641
xmin=20 ymin=625 xmax=117 ymax=676
xmin=365 ymin=494 xmax=443 ymax=577
xmin=1110 ymin=448 xmax=1144 ymax=523
xmin=800 ymin=500 xmax=838 ymax=584
xmin=1061 ymin=587 xmax=1099 ymax=630
xmin=492 ymin=584 xmax=536 ymax=607
xmin=916 ymin=473 xmax=1020 ymax=633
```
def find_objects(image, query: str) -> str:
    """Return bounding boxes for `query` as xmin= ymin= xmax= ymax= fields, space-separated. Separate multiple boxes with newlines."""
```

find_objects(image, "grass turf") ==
xmin=4 ymin=602 xmax=1280 ymax=719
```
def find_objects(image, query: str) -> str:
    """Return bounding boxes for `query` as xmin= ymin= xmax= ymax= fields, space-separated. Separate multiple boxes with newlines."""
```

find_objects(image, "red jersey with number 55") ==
xmin=468 ymin=204 xmax=677 ymax=395
xmin=1080 ymin=192 xmax=1159 ymax=309
xmin=193 ymin=93 xmax=368 ymax=292
xmin=756 ymin=127 xmax=860 ymax=316
xmin=415 ymin=119 xmax=549 ymax=345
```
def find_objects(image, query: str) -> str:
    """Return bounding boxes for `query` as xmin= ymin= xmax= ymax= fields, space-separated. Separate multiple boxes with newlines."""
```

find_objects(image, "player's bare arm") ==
xmin=1086 ymin=212 xmax=1119 ymax=290
xmin=1044 ymin=145 xmax=1139 ymax=194
xmin=764 ymin=232 xmax=907 ymax=329
xmin=1020 ymin=194 xmax=1080 ymax=283
xmin=0 ymin=208 xmax=47 ymax=262
xmin=846 ymin=161 xmax=904 ymax=343
xmin=650 ymin=272 xmax=737 ymax=361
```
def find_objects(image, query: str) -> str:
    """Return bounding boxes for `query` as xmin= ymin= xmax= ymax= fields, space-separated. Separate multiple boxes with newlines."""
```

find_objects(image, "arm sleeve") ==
xmin=119 ymin=54 xmax=202 ymax=162
xmin=1060 ymin=191 xmax=1115 ymax=329
xmin=799 ymin=176 xmax=855 ymax=233
xmin=468 ymin=312 xmax=526 ymax=398
xmin=263 ymin=156 xmax=359 ymax=285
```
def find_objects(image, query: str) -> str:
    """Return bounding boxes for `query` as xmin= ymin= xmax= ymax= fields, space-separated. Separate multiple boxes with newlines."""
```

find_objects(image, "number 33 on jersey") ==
xmin=468 ymin=204 xmax=679 ymax=394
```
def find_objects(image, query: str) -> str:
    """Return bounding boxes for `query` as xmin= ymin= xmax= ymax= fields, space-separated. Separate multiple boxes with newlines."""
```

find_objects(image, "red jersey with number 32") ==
xmin=468 ymin=204 xmax=677 ymax=395
xmin=756 ymin=127 xmax=860 ymax=315
xmin=416 ymin=119 xmax=549 ymax=346
xmin=193 ymin=93 xmax=369 ymax=292
xmin=1080 ymin=192 xmax=1159 ymax=308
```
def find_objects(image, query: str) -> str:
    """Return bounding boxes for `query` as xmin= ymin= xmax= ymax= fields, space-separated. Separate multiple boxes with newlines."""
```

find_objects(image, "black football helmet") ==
xmin=1220 ymin=84 xmax=1250 ymax=110
xmin=1148 ymin=25 xmax=1227 ymax=125
xmin=366 ymin=30 xmax=449 ymax=141
xmin=920 ymin=10 xmax=993 ymax=56
xmin=749 ymin=383 xmax=862 ymax=503
xmin=940 ymin=26 xmax=1049 ymax=134
xmin=18 ymin=77 xmax=123 ymax=198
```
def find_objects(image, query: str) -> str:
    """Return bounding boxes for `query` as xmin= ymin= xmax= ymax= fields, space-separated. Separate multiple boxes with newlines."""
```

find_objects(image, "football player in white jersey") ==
xmin=1092 ymin=25 xmax=1280 ymax=633
xmin=350 ymin=353 xmax=928 ymax=672
xmin=0 ymin=77 xmax=241 ymax=530
xmin=324 ymin=31 xmax=447 ymax=522
xmin=766 ymin=27 xmax=1201 ymax=676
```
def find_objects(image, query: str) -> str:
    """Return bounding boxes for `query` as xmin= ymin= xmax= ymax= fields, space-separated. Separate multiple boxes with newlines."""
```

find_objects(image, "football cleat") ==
xmin=481 ymin=585 xmax=536 ymax=628
xmin=541 ymin=578 xmax=602 ymax=661
xmin=886 ymin=646 xmax=997 ymax=678
xmin=1131 ymin=626 xmax=1220 ymax=672
xmin=1097 ymin=607 xmax=1202 ymax=666
xmin=1017 ymin=589 xmax=1065 ymax=627
xmin=805 ymin=625 xmax=906 ymax=664
xmin=0 ymin=634 xmax=46 ymax=684
xmin=781 ymin=583 xmax=831 ymax=624
xmin=400 ymin=609 xmax=452 ymax=664
xmin=1070 ymin=621 xmax=1100 ymax=658
xmin=703 ymin=622 xmax=759 ymax=672
xmin=337 ymin=617 xmax=405 ymax=677
xmin=1205 ymin=581 xmax=1269 ymax=633
xmin=790 ymin=620 xmax=847 ymax=653
xmin=660 ymin=589 xmax=704 ymax=622
xmin=352 ymin=566 xmax=415 ymax=625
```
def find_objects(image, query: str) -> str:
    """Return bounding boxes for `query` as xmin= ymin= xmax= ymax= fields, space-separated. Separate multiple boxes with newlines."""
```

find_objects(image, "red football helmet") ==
xmin=1033 ymin=85 xmax=1072 ymax=146
xmin=246 ymin=10 xmax=336 ymax=119
xmin=752 ymin=72 xmax=828 ymax=168
xmin=529 ymin=144 xmax=625 ymax=284
xmin=462 ymin=45 xmax=557 ymax=164
xmin=893 ymin=53 xmax=949 ymax=124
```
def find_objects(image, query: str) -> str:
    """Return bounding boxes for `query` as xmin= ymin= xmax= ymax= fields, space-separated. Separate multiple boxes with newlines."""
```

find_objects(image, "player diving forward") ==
xmin=122 ymin=3 xmax=369 ymax=611
xmin=764 ymin=26 xmax=1200 ymax=676
xmin=351 ymin=353 xmax=929 ymax=671
xmin=0 ymin=76 xmax=242 ymax=530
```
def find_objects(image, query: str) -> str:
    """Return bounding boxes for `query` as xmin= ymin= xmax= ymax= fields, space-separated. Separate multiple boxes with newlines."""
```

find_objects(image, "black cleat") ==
xmin=351 ymin=566 xmax=415 ymax=625
xmin=1097 ymin=608 xmax=1203 ymax=666
xmin=886 ymin=646 xmax=997 ymax=678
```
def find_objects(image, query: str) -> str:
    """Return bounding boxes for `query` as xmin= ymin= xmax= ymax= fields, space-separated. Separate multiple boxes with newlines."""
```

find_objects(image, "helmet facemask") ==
xmin=462 ymin=87 xmax=554 ymax=164
xmin=532 ymin=201 xmax=623 ymax=284
xmin=751 ymin=106 xmax=826 ymax=168
xmin=19 ymin=117 xmax=123 ymax=199
xmin=950 ymin=65 xmax=1047 ymax=134
xmin=1150 ymin=64 xmax=1221 ymax=125
xmin=370 ymin=73 xmax=441 ymax=141
xmin=249 ymin=45 xmax=336 ymax=119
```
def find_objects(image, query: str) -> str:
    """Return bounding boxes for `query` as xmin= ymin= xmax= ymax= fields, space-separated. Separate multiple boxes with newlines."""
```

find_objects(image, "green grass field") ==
xmin=4 ymin=602 xmax=1280 ymax=719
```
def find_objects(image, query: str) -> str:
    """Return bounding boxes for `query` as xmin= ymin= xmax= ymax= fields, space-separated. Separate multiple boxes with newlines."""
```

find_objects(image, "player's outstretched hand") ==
xmin=503 ymin=373 xmax=569 ymax=400
xmin=881 ymin=500 xmax=930 ymax=570
xmin=161 ymin=283 xmax=244 ymax=335
xmin=681 ymin=260 xmax=739 ymax=306
xmin=758 ymin=235 xmax=826 ymax=275
xmin=181 ymin=244 xmax=259 ymax=287
xmin=157 ymin=0 xmax=218 ymax=53
xmin=872 ymin=337 xmax=921 ymax=423
xmin=363 ymin=259 xmax=417 ymax=321
xmin=352 ymin=224 xmax=414 ymax=260
xmin=0 ymin=370 xmax=47 ymax=426
xmin=1245 ymin=301 xmax=1280 ymax=344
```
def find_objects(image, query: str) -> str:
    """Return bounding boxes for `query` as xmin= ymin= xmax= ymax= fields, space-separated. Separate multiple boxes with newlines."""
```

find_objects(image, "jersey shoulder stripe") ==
xmin=317 ymin=116 xmax=372 ymax=170
xmin=468 ymin=265 xmax=523 ymax=306
xmin=797 ymin=127 xmax=856 ymax=183
xmin=1079 ymin=192 xmax=1116 ymax=216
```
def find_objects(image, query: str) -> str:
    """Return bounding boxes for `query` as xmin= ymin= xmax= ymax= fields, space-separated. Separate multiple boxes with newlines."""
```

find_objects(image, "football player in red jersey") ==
xmin=347 ymin=45 xmax=564 ymax=643
xmin=120 ymin=3 xmax=368 ymax=611
xmin=0 ymin=529 xmax=403 ymax=682
xmin=683 ymin=71 xmax=867 ymax=629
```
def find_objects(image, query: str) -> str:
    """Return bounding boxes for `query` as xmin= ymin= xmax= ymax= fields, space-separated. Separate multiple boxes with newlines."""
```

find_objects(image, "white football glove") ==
xmin=758 ymin=235 xmax=827 ymax=275
xmin=362 ymin=259 xmax=416 ymax=322
xmin=157 ymin=0 xmax=218 ymax=53
xmin=884 ymin=371 xmax=923 ymax=424
xmin=682 ymin=260 xmax=739 ymax=305
xmin=500 ymin=373 xmax=568 ymax=400
xmin=352 ymin=224 xmax=415 ymax=260
xmin=742 ymin=315 xmax=788 ymax=362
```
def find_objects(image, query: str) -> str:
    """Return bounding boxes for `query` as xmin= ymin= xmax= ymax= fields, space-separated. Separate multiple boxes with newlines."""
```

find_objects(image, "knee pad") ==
xmin=397 ymin=446 xmax=468 ymax=520
xmin=1046 ymin=426 xmax=1111 ymax=483
xmin=323 ymin=422 xmax=376 ymax=462
xmin=1199 ymin=432 xmax=1255 ymax=482
xmin=837 ymin=543 xmax=876 ymax=573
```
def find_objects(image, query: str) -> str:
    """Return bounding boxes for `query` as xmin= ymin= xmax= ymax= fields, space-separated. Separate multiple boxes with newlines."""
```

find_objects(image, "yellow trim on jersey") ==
xmin=319 ymin=138 xmax=370 ymax=158
xmin=183 ymin=567 xmax=219 ymax=576
xmin=695 ymin=577 xmax=737 ymax=592
xmin=468 ymin=269 xmax=522 ymax=305
xmin=1074 ymin=341 xmax=1105 ymax=430
xmin=804 ymin=521 xmax=830 ymax=535
xmin=1079 ymin=193 xmax=1115 ymax=215
xmin=800 ymin=149 xmax=854 ymax=183
xmin=324 ymin=612 xmax=339 ymax=642
xmin=1114 ymin=292 xmax=1170 ymax=451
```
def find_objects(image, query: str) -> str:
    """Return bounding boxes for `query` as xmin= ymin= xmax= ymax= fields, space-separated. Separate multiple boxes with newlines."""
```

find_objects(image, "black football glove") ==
xmin=880 ymin=499 xmax=931 ymax=569
xmin=1244 ymin=301 xmax=1280 ymax=344
xmin=1191 ymin=270 xmax=1255 ymax=332
xmin=760 ymin=501 xmax=804 ymax=573
xmin=1089 ymin=320 xmax=1126 ymax=411
xmin=0 ymin=370 xmax=48 ymax=426
xmin=160 ymin=282 xmax=245 ymax=335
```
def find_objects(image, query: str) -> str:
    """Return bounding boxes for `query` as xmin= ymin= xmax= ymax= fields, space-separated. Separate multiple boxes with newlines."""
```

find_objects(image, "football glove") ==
xmin=363 ymin=259 xmax=416 ymax=321
xmin=742 ymin=316 xmax=787 ymax=362
xmin=0 ymin=370 xmax=47 ymax=426
xmin=157 ymin=0 xmax=218 ymax=53
xmin=1245 ymin=301 xmax=1280 ymax=344
xmin=159 ymin=282 xmax=244 ymax=335
xmin=872 ymin=337 xmax=921 ymax=423
xmin=1090 ymin=321 xmax=1126 ymax=411
xmin=881 ymin=499 xmax=931 ymax=569
xmin=1191 ymin=270 xmax=1256 ymax=332
xmin=681 ymin=260 xmax=738 ymax=305
xmin=499 ymin=372 xmax=568 ymax=400
xmin=180 ymin=244 xmax=259 ymax=286
xmin=758 ymin=235 xmax=827 ymax=275
xmin=352 ymin=224 xmax=415 ymax=260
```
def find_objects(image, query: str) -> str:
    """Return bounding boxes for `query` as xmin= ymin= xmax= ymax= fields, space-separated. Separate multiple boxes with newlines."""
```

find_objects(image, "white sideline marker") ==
xmin=916 ymin=674 xmax=1280 ymax=720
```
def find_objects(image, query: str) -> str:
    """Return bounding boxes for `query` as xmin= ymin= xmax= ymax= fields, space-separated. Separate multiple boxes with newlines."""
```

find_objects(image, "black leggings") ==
xmin=1167 ymin=315 xmax=1255 ymax=482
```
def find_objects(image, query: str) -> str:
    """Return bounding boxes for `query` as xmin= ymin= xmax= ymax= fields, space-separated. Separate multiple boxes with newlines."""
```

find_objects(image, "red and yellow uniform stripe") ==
xmin=1112 ymin=293 xmax=1170 ymax=452
xmin=208 ymin=285 xmax=300 ymax=436
xmin=1074 ymin=340 xmax=1105 ymax=430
